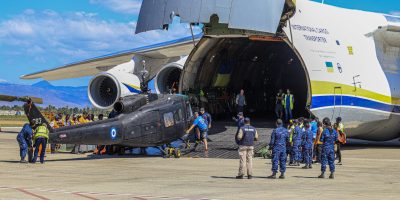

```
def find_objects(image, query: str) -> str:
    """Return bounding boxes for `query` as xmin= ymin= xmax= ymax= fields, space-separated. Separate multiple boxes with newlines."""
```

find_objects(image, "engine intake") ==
xmin=155 ymin=64 xmax=183 ymax=94
xmin=88 ymin=73 xmax=121 ymax=109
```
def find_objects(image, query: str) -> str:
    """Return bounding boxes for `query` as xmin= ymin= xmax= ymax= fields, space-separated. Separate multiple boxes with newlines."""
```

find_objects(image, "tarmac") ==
xmin=1 ymin=130 xmax=400 ymax=200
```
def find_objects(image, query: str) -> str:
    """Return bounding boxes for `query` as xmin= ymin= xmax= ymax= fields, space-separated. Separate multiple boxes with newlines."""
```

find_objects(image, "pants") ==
xmin=315 ymin=144 xmax=323 ymax=163
xmin=238 ymin=146 xmax=254 ymax=176
xmin=292 ymin=144 xmax=301 ymax=162
xmin=304 ymin=148 xmax=312 ymax=165
xmin=33 ymin=138 xmax=47 ymax=163
xmin=285 ymin=107 xmax=292 ymax=121
xmin=286 ymin=146 xmax=293 ymax=164
xmin=237 ymin=105 xmax=244 ymax=113
xmin=272 ymin=149 xmax=287 ymax=173
xmin=275 ymin=104 xmax=283 ymax=119
xmin=336 ymin=143 xmax=342 ymax=163
xmin=321 ymin=148 xmax=335 ymax=173
xmin=17 ymin=139 xmax=28 ymax=160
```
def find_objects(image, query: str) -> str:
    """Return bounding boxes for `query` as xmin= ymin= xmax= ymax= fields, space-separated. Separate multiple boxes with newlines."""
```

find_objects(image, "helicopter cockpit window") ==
xmin=174 ymin=109 xmax=183 ymax=123
xmin=163 ymin=112 xmax=175 ymax=127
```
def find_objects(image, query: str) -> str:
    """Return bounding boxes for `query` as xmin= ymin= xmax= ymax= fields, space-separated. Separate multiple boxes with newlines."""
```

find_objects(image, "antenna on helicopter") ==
xmin=140 ymin=60 xmax=150 ymax=94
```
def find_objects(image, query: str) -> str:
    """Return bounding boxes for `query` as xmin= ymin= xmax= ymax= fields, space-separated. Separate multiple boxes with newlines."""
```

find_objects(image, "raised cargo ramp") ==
xmin=183 ymin=120 xmax=275 ymax=159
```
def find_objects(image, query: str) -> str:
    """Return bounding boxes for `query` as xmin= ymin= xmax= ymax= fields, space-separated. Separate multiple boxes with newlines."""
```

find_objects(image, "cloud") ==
xmin=0 ymin=9 xmax=201 ymax=69
xmin=90 ymin=0 xmax=142 ymax=15
xmin=0 ymin=79 xmax=8 ymax=83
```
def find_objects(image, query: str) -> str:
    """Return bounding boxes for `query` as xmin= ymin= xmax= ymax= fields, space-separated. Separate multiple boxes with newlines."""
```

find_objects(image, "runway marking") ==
xmin=14 ymin=188 xmax=50 ymax=200
xmin=73 ymin=192 xmax=100 ymax=200
xmin=0 ymin=186 xmax=218 ymax=200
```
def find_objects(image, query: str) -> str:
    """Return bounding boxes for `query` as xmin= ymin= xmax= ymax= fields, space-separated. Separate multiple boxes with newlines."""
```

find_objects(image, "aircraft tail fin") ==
xmin=23 ymin=102 xmax=54 ymax=133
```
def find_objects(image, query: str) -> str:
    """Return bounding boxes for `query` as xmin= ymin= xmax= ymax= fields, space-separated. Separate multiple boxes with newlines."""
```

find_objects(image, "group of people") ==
xmin=234 ymin=114 xmax=346 ymax=180
xmin=16 ymin=121 xmax=49 ymax=164
xmin=49 ymin=112 xmax=103 ymax=154
xmin=16 ymin=112 xmax=105 ymax=163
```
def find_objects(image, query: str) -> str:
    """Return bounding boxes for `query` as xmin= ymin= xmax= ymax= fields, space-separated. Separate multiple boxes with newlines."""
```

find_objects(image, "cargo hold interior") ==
xmin=181 ymin=37 xmax=311 ymax=120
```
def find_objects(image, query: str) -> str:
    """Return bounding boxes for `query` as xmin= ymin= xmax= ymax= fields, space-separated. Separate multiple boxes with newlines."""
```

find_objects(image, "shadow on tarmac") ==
xmin=292 ymin=175 xmax=319 ymax=179
xmin=210 ymin=176 xmax=270 ymax=179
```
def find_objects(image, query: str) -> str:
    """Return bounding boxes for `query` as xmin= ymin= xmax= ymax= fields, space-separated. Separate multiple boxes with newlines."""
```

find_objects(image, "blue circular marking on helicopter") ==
xmin=110 ymin=128 xmax=117 ymax=140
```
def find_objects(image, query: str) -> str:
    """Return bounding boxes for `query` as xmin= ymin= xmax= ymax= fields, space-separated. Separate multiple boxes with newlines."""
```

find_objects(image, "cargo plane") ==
xmin=19 ymin=0 xmax=400 ymax=144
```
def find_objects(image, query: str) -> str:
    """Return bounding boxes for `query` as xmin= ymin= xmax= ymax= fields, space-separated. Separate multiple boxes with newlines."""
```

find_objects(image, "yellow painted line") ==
xmin=311 ymin=80 xmax=400 ymax=105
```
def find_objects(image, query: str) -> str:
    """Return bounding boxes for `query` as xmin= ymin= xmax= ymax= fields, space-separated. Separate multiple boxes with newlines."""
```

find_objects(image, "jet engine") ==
xmin=154 ymin=56 xmax=187 ymax=94
xmin=88 ymin=61 xmax=141 ymax=109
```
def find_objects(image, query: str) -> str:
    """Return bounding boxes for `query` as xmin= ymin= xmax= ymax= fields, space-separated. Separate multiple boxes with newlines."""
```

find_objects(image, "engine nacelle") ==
xmin=154 ymin=56 xmax=187 ymax=94
xmin=88 ymin=60 xmax=141 ymax=109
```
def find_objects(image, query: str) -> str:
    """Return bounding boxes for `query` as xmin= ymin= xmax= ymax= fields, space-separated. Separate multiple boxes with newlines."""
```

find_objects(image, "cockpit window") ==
xmin=174 ymin=109 xmax=183 ymax=123
xmin=186 ymin=102 xmax=193 ymax=119
xmin=163 ymin=112 xmax=175 ymax=127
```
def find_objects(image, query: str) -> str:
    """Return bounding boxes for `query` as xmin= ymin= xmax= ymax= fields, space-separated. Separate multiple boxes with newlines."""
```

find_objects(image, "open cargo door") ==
xmin=136 ymin=0 xmax=296 ymax=36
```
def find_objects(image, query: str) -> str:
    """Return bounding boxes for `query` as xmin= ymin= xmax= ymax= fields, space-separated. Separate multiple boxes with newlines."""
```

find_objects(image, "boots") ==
xmin=309 ymin=164 xmax=313 ymax=169
xmin=302 ymin=165 xmax=309 ymax=169
xmin=268 ymin=172 xmax=277 ymax=179
xmin=279 ymin=173 xmax=285 ymax=179
xmin=329 ymin=173 xmax=335 ymax=179
xmin=236 ymin=175 xmax=244 ymax=179
xmin=318 ymin=172 xmax=325 ymax=178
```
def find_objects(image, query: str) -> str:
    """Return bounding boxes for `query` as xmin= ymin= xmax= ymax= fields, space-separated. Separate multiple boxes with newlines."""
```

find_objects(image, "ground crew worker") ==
xmin=268 ymin=119 xmax=289 ymax=179
xmin=318 ymin=118 xmax=338 ymax=179
xmin=287 ymin=120 xmax=295 ymax=165
xmin=283 ymin=89 xmax=294 ymax=122
xmin=275 ymin=89 xmax=284 ymax=119
xmin=200 ymin=107 xmax=212 ymax=129
xmin=314 ymin=121 xmax=324 ymax=163
xmin=32 ymin=123 xmax=49 ymax=164
xmin=235 ymin=117 xmax=258 ymax=179
xmin=334 ymin=117 xmax=345 ymax=165
xmin=16 ymin=122 xmax=34 ymax=163
xmin=290 ymin=119 xmax=303 ymax=166
xmin=302 ymin=121 xmax=313 ymax=169
xmin=186 ymin=112 xmax=209 ymax=151
xmin=235 ymin=89 xmax=246 ymax=113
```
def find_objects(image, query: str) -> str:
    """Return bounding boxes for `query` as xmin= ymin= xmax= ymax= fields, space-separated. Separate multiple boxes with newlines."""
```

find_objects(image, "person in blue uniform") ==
xmin=302 ymin=121 xmax=314 ymax=169
xmin=318 ymin=118 xmax=338 ymax=179
xmin=290 ymin=119 xmax=303 ymax=166
xmin=268 ymin=119 xmax=289 ymax=179
xmin=200 ymin=107 xmax=212 ymax=129
xmin=233 ymin=112 xmax=245 ymax=145
xmin=186 ymin=112 xmax=209 ymax=151
xmin=16 ymin=122 xmax=34 ymax=163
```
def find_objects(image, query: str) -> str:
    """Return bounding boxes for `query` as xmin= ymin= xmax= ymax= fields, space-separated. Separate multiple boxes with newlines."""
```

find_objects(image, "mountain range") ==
xmin=0 ymin=80 xmax=91 ymax=108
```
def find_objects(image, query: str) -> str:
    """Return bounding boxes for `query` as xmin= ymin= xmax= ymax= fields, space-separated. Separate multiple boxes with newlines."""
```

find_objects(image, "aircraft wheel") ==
xmin=174 ymin=149 xmax=181 ymax=158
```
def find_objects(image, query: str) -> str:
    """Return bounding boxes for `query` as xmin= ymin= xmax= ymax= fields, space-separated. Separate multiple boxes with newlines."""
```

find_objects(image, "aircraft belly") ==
xmin=311 ymin=107 xmax=400 ymax=141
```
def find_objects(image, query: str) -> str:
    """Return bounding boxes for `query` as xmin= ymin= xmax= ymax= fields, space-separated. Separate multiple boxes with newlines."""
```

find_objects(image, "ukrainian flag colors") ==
xmin=123 ymin=83 xmax=141 ymax=94
xmin=325 ymin=62 xmax=334 ymax=73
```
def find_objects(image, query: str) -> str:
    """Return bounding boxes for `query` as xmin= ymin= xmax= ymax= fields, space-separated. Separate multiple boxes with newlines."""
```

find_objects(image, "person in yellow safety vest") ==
xmin=78 ymin=112 xmax=89 ymax=124
xmin=32 ymin=123 xmax=49 ymax=164
xmin=334 ymin=117 xmax=345 ymax=165
xmin=314 ymin=121 xmax=324 ymax=163
xmin=287 ymin=119 xmax=295 ymax=165
xmin=283 ymin=89 xmax=294 ymax=122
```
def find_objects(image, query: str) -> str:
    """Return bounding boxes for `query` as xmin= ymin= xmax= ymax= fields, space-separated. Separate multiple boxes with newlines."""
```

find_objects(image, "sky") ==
xmin=0 ymin=0 xmax=399 ymax=86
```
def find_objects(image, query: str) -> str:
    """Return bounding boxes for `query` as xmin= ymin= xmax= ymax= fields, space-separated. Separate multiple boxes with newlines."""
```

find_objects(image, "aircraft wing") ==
xmin=21 ymin=34 xmax=201 ymax=81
